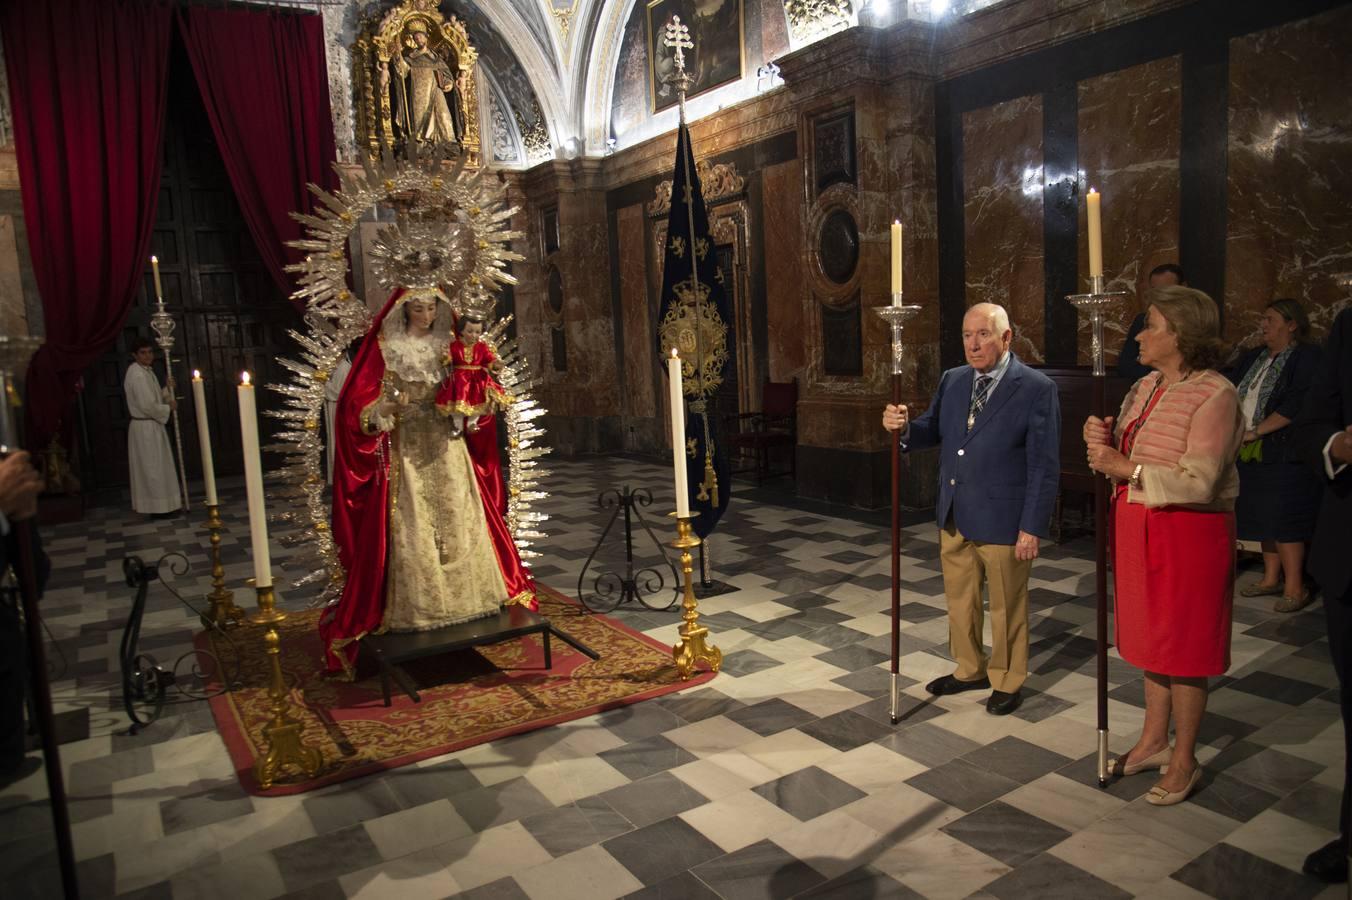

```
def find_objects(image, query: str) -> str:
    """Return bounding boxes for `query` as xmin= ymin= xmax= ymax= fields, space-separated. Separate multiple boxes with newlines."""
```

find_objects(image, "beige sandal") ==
xmin=1274 ymin=592 xmax=1313 ymax=613
xmin=1240 ymin=582 xmax=1283 ymax=598
xmin=1146 ymin=766 xmax=1203 ymax=806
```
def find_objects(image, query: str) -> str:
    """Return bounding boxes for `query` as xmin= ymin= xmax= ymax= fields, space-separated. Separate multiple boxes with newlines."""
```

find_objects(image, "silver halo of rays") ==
xmin=265 ymin=142 xmax=551 ymax=605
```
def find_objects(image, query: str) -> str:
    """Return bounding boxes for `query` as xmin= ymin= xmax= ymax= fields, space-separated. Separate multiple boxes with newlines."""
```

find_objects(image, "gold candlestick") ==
xmin=249 ymin=585 xmax=322 ymax=790
xmin=201 ymin=504 xmax=245 ymax=629
xmin=671 ymin=513 xmax=721 ymax=680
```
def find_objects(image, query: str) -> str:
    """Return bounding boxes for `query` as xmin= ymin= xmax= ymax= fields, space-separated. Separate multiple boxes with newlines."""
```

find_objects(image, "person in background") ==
xmin=1227 ymin=299 xmax=1324 ymax=612
xmin=1291 ymin=307 xmax=1352 ymax=884
xmin=1085 ymin=286 xmax=1243 ymax=806
xmin=123 ymin=337 xmax=180 ymax=517
xmin=1118 ymin=263 xmax=1186 ymax=381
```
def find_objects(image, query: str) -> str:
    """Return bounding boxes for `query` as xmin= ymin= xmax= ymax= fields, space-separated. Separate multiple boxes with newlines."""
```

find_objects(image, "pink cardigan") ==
xmin=1113 ymin=370 xmax=1244 ymax=511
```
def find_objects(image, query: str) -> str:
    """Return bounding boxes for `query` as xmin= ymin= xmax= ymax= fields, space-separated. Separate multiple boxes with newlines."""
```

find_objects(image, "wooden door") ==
xmin=79 ymin=52 xmax=299 ymax=493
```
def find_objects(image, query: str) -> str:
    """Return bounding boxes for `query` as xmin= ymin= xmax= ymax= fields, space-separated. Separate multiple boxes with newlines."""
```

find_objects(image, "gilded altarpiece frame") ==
xmin=649 ymin=162 xmax=755 ymax=417
xmin=352 ymin=0 xmax=483 ymax=167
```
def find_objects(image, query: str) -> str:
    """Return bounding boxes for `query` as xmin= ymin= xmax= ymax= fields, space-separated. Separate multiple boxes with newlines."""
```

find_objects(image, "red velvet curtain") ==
xmin=0 ymin=0 xmax=174 ymax=449
xmin=177 ymin=4 xmax=338 ymax=304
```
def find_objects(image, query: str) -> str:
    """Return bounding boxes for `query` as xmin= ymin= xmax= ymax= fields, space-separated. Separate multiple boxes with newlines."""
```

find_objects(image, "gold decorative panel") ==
xmin=351 ymin=0 xmax=482 ymax=167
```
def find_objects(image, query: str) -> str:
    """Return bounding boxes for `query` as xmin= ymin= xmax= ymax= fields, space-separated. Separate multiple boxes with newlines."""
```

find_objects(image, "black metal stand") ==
xmin=362 ymin=605 xmax=600 ymax=706
xmin=577 ymin=486 xmax=679 ymax=613
xmin=120 ymin=554 xmax=238 ymax=735
xmin=13 ymin=520 xmax=79 ymax=899
xmin=693 ymin=539 xmax=737 ymax=600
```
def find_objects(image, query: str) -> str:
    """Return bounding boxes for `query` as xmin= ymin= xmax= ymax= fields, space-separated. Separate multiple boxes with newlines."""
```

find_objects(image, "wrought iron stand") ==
xmin=577 ymin=486 xmax=680 ymax=613
xmin=120 ymin=553 xmax=238 ymax=735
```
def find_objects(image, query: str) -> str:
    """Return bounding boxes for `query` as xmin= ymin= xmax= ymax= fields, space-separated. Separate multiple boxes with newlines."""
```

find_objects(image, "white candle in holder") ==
xmin=191 ymin=370 xmax=218 ymax=506
xmin=237 ymin=371 xmax=271 ymax=589
xmin=150 ymin=255 xmax=164 ymax=300
xmin=668 ymin=349 xmax=690 ymax=517
xmin=1086 ymin=188 xmax=1103 ymax=278
xmin=890 ymin=220 xmax=903 ymax=295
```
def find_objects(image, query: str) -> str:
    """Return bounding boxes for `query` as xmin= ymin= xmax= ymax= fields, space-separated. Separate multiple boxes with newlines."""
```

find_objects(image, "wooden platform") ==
xmin=361 ymin=605 xmax=600 ymax=706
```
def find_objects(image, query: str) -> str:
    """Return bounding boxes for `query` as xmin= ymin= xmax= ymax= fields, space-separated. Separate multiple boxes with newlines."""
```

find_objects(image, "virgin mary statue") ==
xmin=319 ymin=287 xmax=536 ymax=676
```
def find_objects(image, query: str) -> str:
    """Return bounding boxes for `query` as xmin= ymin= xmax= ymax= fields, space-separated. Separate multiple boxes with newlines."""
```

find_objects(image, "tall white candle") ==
xmin=668 ymin=349 xmax=690 ymax=517
xmin=191 ymin=370 xmax=218 ymax=506
xmin=890 ymin=221 xmax=903 ymax=295
xmin=150 ymin=255 xmax=164 ymax=300
xmin=237 ymin=372 xmax=272 ymax=588
xmin=1086 ymin=188 xmax=1103 ymax=278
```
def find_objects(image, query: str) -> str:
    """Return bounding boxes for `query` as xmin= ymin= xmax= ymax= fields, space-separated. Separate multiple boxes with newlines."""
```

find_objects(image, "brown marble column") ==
xmin=616 ymin=201 xmax=658 ymax=452
xmin=778 ymin=25 xmax=942 ymax=509
xmin=521 ymin=159 xmax=621 ymax=454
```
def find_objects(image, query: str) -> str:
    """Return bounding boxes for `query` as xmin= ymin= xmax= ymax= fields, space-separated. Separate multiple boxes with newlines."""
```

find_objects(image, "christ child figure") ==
xmin=441 ymin=316 xmax=509 ymax=436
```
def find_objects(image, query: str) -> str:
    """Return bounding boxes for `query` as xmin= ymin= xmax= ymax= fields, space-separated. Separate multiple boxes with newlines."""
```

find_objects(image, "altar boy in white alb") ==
xmin=124 ymin=337 xmax=181 ymax=516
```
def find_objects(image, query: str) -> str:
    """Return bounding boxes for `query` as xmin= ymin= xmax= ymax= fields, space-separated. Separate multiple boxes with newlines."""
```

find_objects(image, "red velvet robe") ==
xmin=318 ymin=291 xmax=536 ymax=676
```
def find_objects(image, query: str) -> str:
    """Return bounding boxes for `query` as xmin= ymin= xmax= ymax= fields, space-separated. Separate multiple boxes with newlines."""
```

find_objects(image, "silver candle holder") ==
xmin=874 ymin=293 xmax=922 ymax=724
xmin=149 ymin=295 xmax=191 ymax=511
xmin=1064 ymin=272 xmax=1126 ymax=787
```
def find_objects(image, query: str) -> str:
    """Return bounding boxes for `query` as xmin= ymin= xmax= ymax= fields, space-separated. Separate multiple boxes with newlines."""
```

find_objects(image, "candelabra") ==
xmin=1065 ymin=273 xmax=1127 ymax=786
xmin=250 ymin=583 xmax=322 ymax=790
xmin=670 ymin=513 xmax=721 ymax=680
xmin=874 ymin=294 xmax=922 ymax=723
xmin=201 ymin=504 xmax=245 ymax=629
xmin=149 ymin=294 xmax=191 ymax=511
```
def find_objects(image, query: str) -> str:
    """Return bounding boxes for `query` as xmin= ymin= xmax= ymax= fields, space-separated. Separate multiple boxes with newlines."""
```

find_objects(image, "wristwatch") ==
xmin=1128 ymin=463 xmax=1143 ymax=489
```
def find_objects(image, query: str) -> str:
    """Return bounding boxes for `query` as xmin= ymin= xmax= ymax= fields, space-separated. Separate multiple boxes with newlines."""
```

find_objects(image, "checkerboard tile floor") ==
xmin=0 ymin=456 xmax=1344 ymax=899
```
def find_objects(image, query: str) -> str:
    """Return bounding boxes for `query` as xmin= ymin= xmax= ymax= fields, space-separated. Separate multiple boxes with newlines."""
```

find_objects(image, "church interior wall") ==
xmin=935 ymin=0 xmax=1350 ymax=383
xmin=1 ymin=0 xmax=1349 ymax=505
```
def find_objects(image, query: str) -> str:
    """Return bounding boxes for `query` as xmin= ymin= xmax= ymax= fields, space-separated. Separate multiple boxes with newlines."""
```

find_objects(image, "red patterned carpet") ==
xmin=203 ymin=585 xmax=713 ymax=795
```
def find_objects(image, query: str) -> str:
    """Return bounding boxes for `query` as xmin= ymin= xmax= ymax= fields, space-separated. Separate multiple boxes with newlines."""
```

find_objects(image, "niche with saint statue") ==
xmin=352 ymin=0 xmax=482 ymax=166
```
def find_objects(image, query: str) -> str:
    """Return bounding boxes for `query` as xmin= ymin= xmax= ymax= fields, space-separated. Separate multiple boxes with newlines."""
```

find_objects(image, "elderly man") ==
xmin=882 ymin=303 xmax=1060 ymax=715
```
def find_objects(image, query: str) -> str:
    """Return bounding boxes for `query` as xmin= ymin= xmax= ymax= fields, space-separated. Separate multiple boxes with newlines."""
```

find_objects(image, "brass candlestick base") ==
xmin=670 ymin=513 xmax=721 ymax=680
xmin=248 ymin=585 xmax=321 ymax=790
xmin=202 ymin=504 xmax=245 ymax=630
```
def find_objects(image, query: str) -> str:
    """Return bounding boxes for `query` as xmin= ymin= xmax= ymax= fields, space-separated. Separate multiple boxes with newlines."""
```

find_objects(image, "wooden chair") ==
xmin=725 ymin=379 xmax=798 ymax=485
xmin=1036 ymin=367 xmax=1133 ymax=541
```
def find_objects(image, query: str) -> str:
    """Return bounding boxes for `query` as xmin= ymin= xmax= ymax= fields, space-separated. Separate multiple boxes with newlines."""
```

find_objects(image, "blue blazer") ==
xmin=904 ymin=353 xmax=1061 ymax=544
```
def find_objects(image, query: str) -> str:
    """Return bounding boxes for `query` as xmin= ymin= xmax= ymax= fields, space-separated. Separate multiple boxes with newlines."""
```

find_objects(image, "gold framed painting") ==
xmin=646 ymin=0 xmax=745 ymax=114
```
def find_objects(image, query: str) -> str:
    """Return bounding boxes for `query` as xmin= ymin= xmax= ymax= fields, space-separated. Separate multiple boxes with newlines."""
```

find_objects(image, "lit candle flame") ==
xmin=150 ymin=255 xmax=158 ymax=264
xmin=670 ymin=347 xmax=679 ymax=359
xmin=192 ymin=369 xmax=201 ymax=379
xmin=241 ymin=371 xmax=251 ymax=386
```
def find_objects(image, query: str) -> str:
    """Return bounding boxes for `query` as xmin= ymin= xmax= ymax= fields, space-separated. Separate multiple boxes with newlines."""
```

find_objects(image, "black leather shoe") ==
xmin=1303 ymin=838 xmax=1349 ymax=883
xmin=925 ymin=674 xmax=991 ymax=696
xmin=986 ymin=689 xmax=1022 ymax=715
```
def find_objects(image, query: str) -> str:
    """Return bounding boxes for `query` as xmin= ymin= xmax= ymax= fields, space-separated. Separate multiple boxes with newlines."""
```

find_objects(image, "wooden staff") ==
xmin=1067 ymin=278 xmax=1126 ymax=786
xmin=875 ymin=299 xmax=920 ymax=722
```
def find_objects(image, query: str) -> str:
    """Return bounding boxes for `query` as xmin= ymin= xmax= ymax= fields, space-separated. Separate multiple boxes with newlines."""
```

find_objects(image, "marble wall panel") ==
xmin=963 ymin=95 xmax=1045 ymax=362
xmin=1225 ymin=5 xmax=1352 ymax=346
xmin=762 ymin=160 xmax=807 ymax=383
xmin=554 ymin=191 xmax=620 ymax=417
xmin=1076 ymin=55 xmax=1181 ymax=365
xmin=617 ymin=203 xmax=656 ymax=419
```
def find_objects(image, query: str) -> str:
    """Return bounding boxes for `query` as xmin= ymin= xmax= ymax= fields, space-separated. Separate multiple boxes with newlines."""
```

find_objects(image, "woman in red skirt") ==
xmin=1084 ymin=286 xmax=1244 ymax=806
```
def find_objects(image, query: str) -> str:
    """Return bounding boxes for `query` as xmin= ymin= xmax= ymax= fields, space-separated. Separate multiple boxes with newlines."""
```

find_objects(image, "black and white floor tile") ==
xmin=0 ymin=456 xmax=1343 ymax=899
